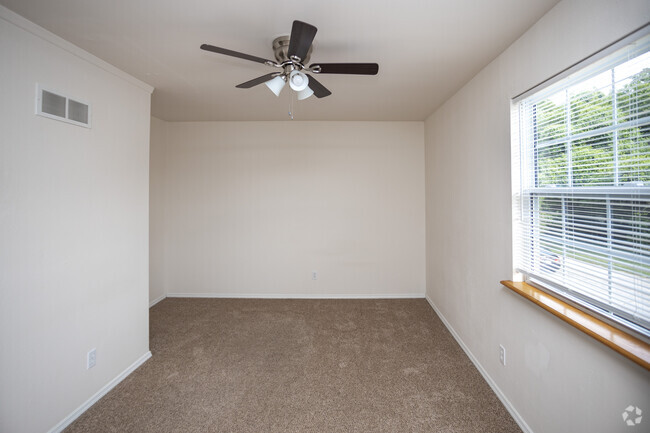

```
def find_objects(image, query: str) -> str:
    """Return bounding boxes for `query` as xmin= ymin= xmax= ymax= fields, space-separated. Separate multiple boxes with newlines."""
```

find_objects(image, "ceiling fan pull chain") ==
xmin=289 ymin=92 xmax=295 ymax=120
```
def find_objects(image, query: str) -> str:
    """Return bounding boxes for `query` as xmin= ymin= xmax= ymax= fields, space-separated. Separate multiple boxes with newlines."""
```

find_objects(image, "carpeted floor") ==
xmin=65 ymin=298 xmax=521 ymax=432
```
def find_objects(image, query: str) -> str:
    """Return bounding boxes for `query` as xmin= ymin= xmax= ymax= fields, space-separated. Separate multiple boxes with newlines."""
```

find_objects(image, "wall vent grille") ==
xmin=36 ymin=85 xmax=91 ymax=128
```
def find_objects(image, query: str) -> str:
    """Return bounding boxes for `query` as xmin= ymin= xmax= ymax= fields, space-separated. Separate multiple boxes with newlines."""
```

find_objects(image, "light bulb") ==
xmin=289 ymin=70 xmax=309 ymax=91
xmin=265 ymin=75 xmax=286 ymax=97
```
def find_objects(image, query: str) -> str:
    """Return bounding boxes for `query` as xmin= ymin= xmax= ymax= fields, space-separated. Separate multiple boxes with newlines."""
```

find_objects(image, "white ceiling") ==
xmin=1 ymin=0 xmax=560 ymax=121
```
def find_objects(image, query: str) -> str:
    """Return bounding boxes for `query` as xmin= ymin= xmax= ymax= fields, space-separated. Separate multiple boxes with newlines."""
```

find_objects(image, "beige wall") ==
xmin=424 ymin=1 xmax=650 ymax=433
xmin=0 ymin=7 xmax=152 ymax=433
xmin=149 ymin=117 xmax=167 ymax=305
xmin=151 ymin=121 xmax=425 ymax=298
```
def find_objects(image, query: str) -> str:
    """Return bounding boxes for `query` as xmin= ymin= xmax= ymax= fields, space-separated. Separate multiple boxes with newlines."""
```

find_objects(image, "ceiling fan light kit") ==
xmin=264 ymin=75 xmax=286 ymax=97
xmin=288 ymin=70 xmax=309 ymax=91
xmin=297 ymin=86 xmax=314 ymax=101
xmin=200 ymin=20 xmax=379 ymax=102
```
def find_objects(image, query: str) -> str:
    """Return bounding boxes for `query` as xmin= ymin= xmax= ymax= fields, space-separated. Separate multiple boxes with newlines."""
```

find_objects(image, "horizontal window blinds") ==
xmin=513 ymin=31 xmax=650 ymax=336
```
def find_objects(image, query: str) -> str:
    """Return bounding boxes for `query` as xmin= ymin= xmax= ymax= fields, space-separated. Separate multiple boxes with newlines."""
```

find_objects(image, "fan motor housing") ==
xmin=272 ymin=36 xmax=313 ymax=64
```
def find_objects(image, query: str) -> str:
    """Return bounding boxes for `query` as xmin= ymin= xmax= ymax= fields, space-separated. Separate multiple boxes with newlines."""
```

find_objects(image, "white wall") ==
xmin=0 ymin=7 xmax=152 ymax=433
xmin=424 ymin=1 xmax=650 ymax=433
xmin=149 ymin=117 xmax=167 ymax=305
xmin=151 ymin=121 xmax=425 ymax=298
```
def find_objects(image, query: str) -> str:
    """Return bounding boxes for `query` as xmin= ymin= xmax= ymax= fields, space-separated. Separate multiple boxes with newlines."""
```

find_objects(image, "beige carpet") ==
xmin=65 ymin=298 xmax=521 ymax=432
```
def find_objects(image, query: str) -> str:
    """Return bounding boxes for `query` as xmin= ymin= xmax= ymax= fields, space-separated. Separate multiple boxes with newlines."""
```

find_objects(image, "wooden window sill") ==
xmin=500 ymin=280 xmax=650 ymax=371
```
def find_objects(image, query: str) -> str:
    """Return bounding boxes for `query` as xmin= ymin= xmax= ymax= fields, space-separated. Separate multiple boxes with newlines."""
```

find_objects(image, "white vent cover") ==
xmin=36 ymin=85 xmax=91 ymax=128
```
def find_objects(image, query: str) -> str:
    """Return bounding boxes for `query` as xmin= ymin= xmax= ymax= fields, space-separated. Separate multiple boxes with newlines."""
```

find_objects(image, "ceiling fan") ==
xmin=200 ymin=20 xmax=379 ymax=100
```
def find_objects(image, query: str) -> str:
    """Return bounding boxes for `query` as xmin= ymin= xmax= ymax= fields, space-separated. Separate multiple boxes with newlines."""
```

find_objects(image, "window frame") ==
xmin=510 ymin=24 xmax=650 ymax=341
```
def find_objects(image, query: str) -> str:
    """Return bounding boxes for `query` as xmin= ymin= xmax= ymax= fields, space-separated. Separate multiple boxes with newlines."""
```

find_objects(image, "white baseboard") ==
xmin=149 ymin=294 xmax=166 ymax=308
xmin=424 ymin=295 xmax=534 ymax=433
xmin=47 ymin=351 xmax=152 ymax=433
xmin=166 ymin=292 xmax=425 ymax=299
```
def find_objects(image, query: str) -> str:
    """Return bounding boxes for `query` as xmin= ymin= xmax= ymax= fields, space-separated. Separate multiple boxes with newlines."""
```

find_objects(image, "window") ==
xmin=511 ymin=28 xmax=650 ymax=337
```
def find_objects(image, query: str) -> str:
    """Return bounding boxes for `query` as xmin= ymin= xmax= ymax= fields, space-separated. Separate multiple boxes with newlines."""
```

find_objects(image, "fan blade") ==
xmin=200 ymin=44 xmax=274 ymax=65
xmin=287 ymin=21 xmax=317 ymax=61
xmin=311 ymin=63 xmax=379 ymax=75
xmin=235 ymin=73 xmax=281 ymax=89
xmin=305 ymin=74 xmax=331 ymax=98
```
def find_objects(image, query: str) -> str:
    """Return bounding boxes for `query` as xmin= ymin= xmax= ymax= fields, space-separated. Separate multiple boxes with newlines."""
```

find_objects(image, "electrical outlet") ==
xmin=499 ymin=345 xmax=506 ymax=366
xmin=87 ymin=348 xmax=96 ymax=369
xmin=312 ymin=271 xmax=317 ymax=280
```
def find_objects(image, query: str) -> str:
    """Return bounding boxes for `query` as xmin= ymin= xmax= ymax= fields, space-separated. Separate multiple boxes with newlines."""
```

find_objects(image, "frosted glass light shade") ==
xmin=289 ymin=70 xmax=309 ymax=91
xmin=297 ymin=86 xmax=314 ymax=100
xmin=265 ymin=76 xmax=286 ymax=97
